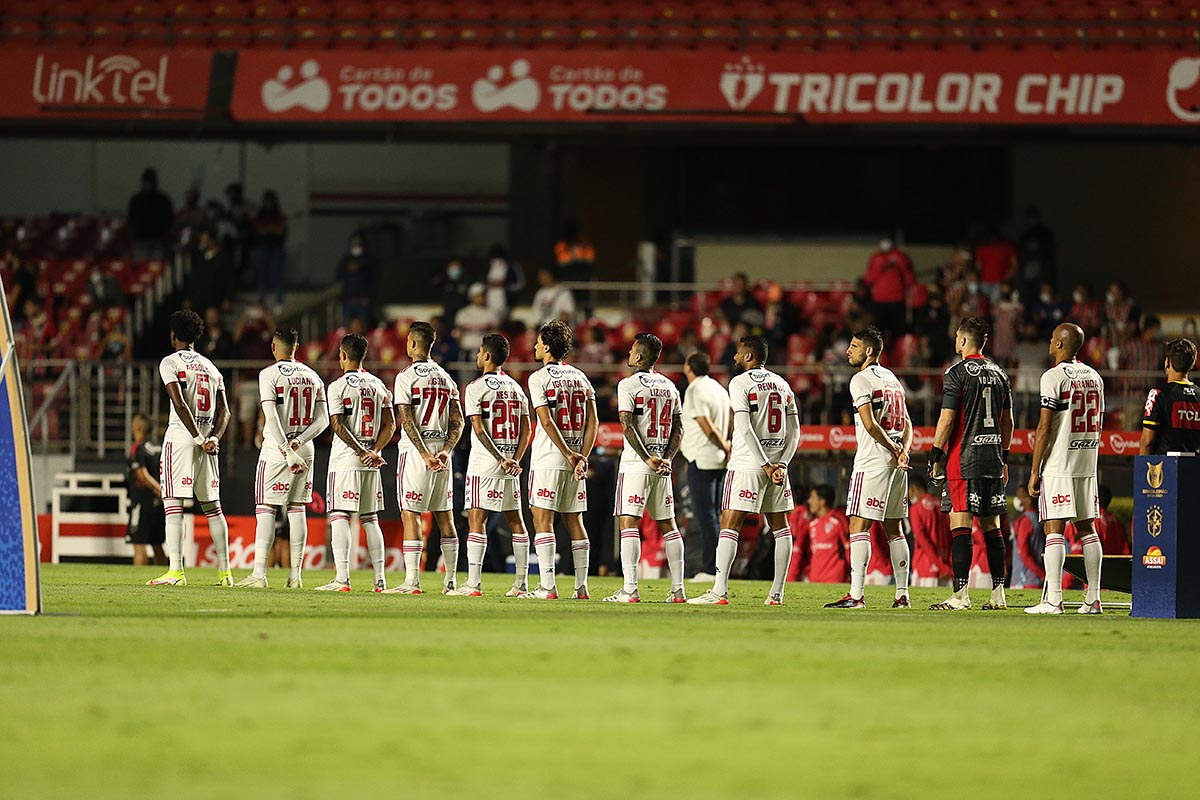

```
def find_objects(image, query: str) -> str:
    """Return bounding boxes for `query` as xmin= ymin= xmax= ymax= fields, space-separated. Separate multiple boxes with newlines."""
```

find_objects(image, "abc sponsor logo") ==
xmin=405 ymin=490 xmax=425 ymax=503
xmin=577 ymin=491 xmax=587 ymax=501
xmin=270 ymin=482 xmax=291 ymax=492
xmin=739 ymin=489 xmax=759 ymax=501
xmin=865 ymin=497 xmax=885 ymax=509
xmin=1050 ymin=493 xmax=1071 ymax=506
xmin=1142 ymin=546 xmax=1167 ymax=569
xmin=627 ymin=494 xmax=645 ymax=505
xmin=537 ymin=487 xmax=557 ymax=500
xmin=180 ymin=476 xmax=194 ymax=486
xmin=487 ymin=489 xmax=504 ymax=500
xmin=342 ymin=490 xmax=359 ymax=500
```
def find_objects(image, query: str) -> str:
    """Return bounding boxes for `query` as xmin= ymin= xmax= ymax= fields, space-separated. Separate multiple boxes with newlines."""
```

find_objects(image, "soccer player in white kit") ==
xmin=825 ymin=327 xmax=914 ymax=610
xmin=235 ymin=328 xmax=329 ymax=589
xmin=147 ymin=310 xmax=233 ymax=587
xmin=689 ymin=335 xmax=800 ymax=606
xmin=1026 ymin=323 xmax=1106 ymax=615
xmin=524 ymin=319 xmax=598 ymax=600
xmin=454 ymin=333 xmax=532 ymax=597
xmin=317 ymin=333 xmax=396 ymax=592
xmin=385 ymin=321 xmax=465 ymax=595
xmin=606 ymin=333 xmax=687 ymax=603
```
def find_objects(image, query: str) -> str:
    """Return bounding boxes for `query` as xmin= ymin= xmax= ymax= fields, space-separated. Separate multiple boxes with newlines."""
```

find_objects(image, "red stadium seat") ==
xmin=977 ymin=23 xmax=1024 ymax=47
xmin=533 ymin=23 xmax=575 ymax=46
xmin=372 ymin=0 xmax=413 ymax=20
xmin=575 ymin=23 xmax=617 ymax=47
xmin=694 ymin=1 xmax=737 ymax=22
xmin=941 ymin=21 xmax=975 ymax=49
xmin=208 ymin=0 xmax=249 ymax=19
xmin=2 ymin=18 xmax=44 ymax=42
xmin=412 ymin=0 xmax=454 ymax=19
xmin=294 ymin=1 xmax=333 ymax=19
xmin=455 ymin=23 xmax=496 ymax=45
xmin=657 ymin=23 xmax=697 ymax=48
xmin=902 ymin=23 xmax=942 ymax=47
xmin=734 ymin=0 xmax=776 ymax=21
xmin=333 ymin=22 xmax=373 ymax=46
xmin=293 ymin=22 xmax=333 ymax=47
xmin=248 ymin=21 xmax=285 ymax=46
xmin=169 ymin=0 xmax=208 ymax=18
xmin=173 ymin=20 xmax=211 ymax=43
xmin=49 ymin=19 xmax=87 ymax=42
xmin=577 ymin=1 xmax=617 ymax=21
xmin=818 ymin=22 xmax=856 ymax=49
xmin=456 ymin=0 xmax=493 ymax=20
xmin=128 ymin=1 xmax=168 ymax=19
xmin=527 ymin=2 xmax=575 ymax=22
xmin=89 ymin=1 xmax=128 ymax=20
xmin=250 ymin=0 xmax=288 ymax=20
xmin=411 ymin=22 xmax=452 ymax=47
xmin=777 ymin=22 xmax=819 ymax=49
xmin=620 ymin=22 xmax=658 ymax=45
xmin=212 ymin=21 xmax=251 ymax=45
xmin=861 ymin=22 xmax=901 ymax=49
xmin=696 ymin=23 xmax=739 ymax=47
xmin=338 ymin=0 xmax=373 ymax=20
xmin=655 ymin=2 xmax=696 ymax=21
xmin=371 ymin=22 xmax=407 ymax=46
xmin=742 ymin=22 xmax=777 ymax=48
xmin=89 ymin=19 xmax=130 ymax=41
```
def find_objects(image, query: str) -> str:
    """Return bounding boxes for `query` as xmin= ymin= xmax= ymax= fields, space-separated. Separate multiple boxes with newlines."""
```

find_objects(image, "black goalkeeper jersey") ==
xmin=1142 ymin=380 xmax=1200 ymax=455
xmin=941 ymin=355 xmax=1011 ymax=479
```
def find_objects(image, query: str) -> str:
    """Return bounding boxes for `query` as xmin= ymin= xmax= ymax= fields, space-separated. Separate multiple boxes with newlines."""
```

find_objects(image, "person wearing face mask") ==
xmin=1102 ymin=281 xmax=1140 ymax=346
xmin=991 ymin=281 xmax=1023 ymax=366
xmin=1009 ymin=485 xmax=1044 ymax=590
xmin=954 ymin=268 xmax=990 ymax=330
xmin=1069 ymin=283 xmax=1104 ymax=339
xmin=863 ymin=232 xmax=915 ymax=342
xmin=336 ymin=232 xmax=376 ymax=325
xmin=436 ymin=259 xmax=470 ymax=323
xmin=1030 ymin=281 xmax=1069 ymax=338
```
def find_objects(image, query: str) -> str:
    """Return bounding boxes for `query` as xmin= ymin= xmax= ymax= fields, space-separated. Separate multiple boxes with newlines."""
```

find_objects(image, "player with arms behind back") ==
xmin=148 ymin=310 xmax=233 ymax=587
xmin=826 ymin=326 xmax=914 ymax=609
xmin=319 ymin=333 xmax=396 ymax=592
xmin=386 ymin=321 xmax=465 ymax=595
xmin=608 ymin=332 xmax=687 ymax=603
xmin=456 ymin=333 xmax=532 ymax=597
xmin=236 ymin=328 xmax=329 ymax=589
xmin=690 ymin=335 xmax=800 ymax=606
xmin=927 ymin=317 xmax=1014 ymax=611
xmin=1026 ymin=323 xmax=1106 ymax=615
xmin=524 ymin=319 xmax=599 ymax=600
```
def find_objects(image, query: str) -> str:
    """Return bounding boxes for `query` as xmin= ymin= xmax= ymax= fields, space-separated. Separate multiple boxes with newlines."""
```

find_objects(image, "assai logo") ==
xmin=1143 ymin=546 xmax=1167 ymax=569
xmin=1147 ymin=505 xmax=1163 ymax=538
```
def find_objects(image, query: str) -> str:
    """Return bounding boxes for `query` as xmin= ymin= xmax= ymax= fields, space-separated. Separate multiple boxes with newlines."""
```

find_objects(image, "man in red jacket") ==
xmin=806 ymin=486 xmax=849 ymax=584
xmin=908 ymin=473 xmax=951 ymax=587
xmin=863 ymin=233 xmax=915 ymax=341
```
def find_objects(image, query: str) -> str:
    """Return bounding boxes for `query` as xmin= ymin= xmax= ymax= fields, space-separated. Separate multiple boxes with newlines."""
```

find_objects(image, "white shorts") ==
xmin=160 ymin=437 xmax=220 ymax=503
xmin=528 ymin=468 xmax=587 ymax=514
xmin=1039 ymin=474 xmax=1099 ymax=522
xmin=465 ymin=474 xmax=520 ymax=513
xmin=328 ymin=468 xmax=384 ymax=514
xmin=721 ymin=469 xmax=794 ymax=515
xmin=846 ymin=467 xmax=908 ymax=521
xmin=615 ymin=471 xmax=675 ymax=520
xmin=397 ymin=450 xmax=453 ymax=513
xmin=254 ymin=455 xmax=315 ymax=507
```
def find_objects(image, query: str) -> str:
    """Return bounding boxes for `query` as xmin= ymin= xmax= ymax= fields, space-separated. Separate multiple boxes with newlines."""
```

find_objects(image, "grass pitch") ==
xmin=2 ymin=565 xmax=1198 ymax=800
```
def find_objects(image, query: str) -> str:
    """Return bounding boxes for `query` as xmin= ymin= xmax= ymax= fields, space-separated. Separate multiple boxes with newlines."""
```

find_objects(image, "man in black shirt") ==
xmin=1141 ymin=338 xmax=1200 ymax=455
xmin=927 ymin=317 xmax=1014 ymax=611
xmin=127 ymin=168 xmax=174 ymax=261
xmin=126 ymin=413 xmax=167 ymax=566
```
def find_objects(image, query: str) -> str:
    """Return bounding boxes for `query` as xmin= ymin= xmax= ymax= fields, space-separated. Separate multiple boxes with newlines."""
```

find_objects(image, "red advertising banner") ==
xmin=231 ymin=50 xmax=1200 ymax=126
xmin=0 ymin=47 xmax=213 ymax=119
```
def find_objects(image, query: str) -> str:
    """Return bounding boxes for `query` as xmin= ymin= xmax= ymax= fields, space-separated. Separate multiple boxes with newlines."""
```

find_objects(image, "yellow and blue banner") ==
xmin=0 ymin=279 xmax=41 ymax=614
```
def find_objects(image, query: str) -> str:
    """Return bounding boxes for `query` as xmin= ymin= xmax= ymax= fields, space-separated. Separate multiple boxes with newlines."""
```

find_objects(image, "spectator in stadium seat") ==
xmin=188 ymin=227 xmax=234 ymax=314
xmin=913 ymin=283 xmax=953 ymax=363
xmin=718 ymin=272 xmax=763 ymax=328
xmin=1017 ymin=205 xmax=1056 ymax=300
xmin=225 ymin=183 xmax=255 ymax=285
xmin=532 ymin=265 xmax=576 ymax=328
xmin=97 ymin=318 xmax=132 ymax=362
xmin=762 ymin=281 xmax=799 ymax=351
xmin=681 ymin=350 xmax=732 ymax=581
xmin=87 ymin=266 xmax=124 ymax=310
xmin=1030 ymin=281 xmax=1069 ymax=338
xmin=974 ymin=225 xmax=1018 ymax=301
xmin=990 ymin=281 xmax=1023 ymax=366
xmin=952 ymin=269 xmax=990 ymax=331
xmin=863 ymin=232 xmax=915 ymax=341
xmin=173 ymin=186 xmax=204 ymax=250
xmin=336 ymin=232 xmax=376 ymax=325
xmin=197 ymin=307 xmax=236 ymax=361
xmin=234 ymin=303 xmax=277 ymax=362
xmin=1094 ymin=485 xmax=1130 ymax=556
xmin=485 ymin=244 xmax=523 ymax=321
xmin=5 ymin=253 xmax=39 ymax=318
xmin=1009 ymin=485 xmax=1044 ymax=590
xmin=435 ymin=260 xmax=470 ymax=324
xmin=1069 ymin=282 xmax=1105 ymax=337
xmin=454 ymin=283 xmax=499 ymax=355
xmin=127 ymin=167 xmax=174 ymax=261
xmin=1103 ymin=281 xmax=1141 ymax=347
xmin=578 ymin=325 xmax=615 ymax=369
xmin=252 ymin=189 xmax=287 ymax=311
xmin=1120 ymin=316 xmax=1164 ymax=376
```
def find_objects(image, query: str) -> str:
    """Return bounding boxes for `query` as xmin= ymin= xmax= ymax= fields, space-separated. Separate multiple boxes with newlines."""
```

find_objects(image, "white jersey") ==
xmin=728 ymin=367 xmax=797 ymax=470
xmin=327 ymin=369 xmax=392 ymax=472
xmin=849 ymin=364 xmax=908 ymax=472
xmin=258 ymin=359 xmax=326 ymax=455
xmin=158 ymin=349 xmax=225 ymax=439
xmin=463 ymin=370 xmax=529 ymax=478
xmin=1039 ymin=359 xmax=1105 ymax=478
xmin=528 ymin=362 xmax=596 ymax=471
xmin=617 ymin=370 xmax=682 ymax=475
xmin=394 ymin=360 xmax=460 ymax=456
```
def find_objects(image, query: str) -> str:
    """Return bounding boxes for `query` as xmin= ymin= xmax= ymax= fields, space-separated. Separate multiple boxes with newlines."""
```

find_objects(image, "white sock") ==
xmin=849 ymin=532 xmax=871 ymax=600
xmin=713 ymin=528 xmax=738 ymax=596
xmin=889 ymin=535 xmax=911 ymax=598
xmin=252 ymin=504 xmax=275 ymax=578
xmin=466 ymin=532 xmax=487 ymax=588
xmin=164 ymin=498 xmax=184 ymax=571
xmin=1080 ymin=532 xmax=1103 ymax=604
xmin=571 ymin=539 xmax=590 ymax=591
xmin=201 ymin=501 xmax=229 ymax=571
xmin=771 ymin=527 xmax=792 ymax=596
xmin=534 ymin=533 xmax=556 ymax=590
xmin=1044 ymin=533 xmax=1067 ymax=605
xmin=403 ymin=540 xmax=423 ymax=586
xmin=663 ymin=529 xmax=685 ymax=591
xmin=512 ymin=532 xmax=529 ymax=587
xmin=362 ymin=513 xmax=385 ymax=584
xmin=330 ymin=512 xmax=351 ymax=583
xmin=440 ymin=535 xmax=459 ymax=586
xmin=287 ymin=504 xmax=306 ymax=579
xmin=619 ymin=528 xmax=640 ymax=592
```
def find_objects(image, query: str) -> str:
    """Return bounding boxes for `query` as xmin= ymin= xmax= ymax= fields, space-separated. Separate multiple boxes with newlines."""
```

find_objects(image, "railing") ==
xmin=19 ymin=356 xmax=1163 ymax=463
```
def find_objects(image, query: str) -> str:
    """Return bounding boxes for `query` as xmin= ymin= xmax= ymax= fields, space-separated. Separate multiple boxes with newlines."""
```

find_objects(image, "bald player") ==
xmin=1026 ymin=323 xmax=1106 ymax=615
